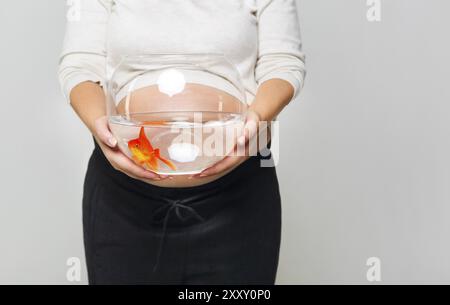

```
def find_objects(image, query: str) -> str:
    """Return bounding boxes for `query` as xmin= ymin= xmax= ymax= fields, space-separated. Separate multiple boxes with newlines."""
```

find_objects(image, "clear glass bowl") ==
xmin=106 ymin=54 xmax=248 ymax=175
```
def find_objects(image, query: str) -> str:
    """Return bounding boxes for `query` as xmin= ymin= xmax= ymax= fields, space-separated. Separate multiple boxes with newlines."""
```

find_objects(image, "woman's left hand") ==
xmin=192 ymin=109 xmax=262 ymax=178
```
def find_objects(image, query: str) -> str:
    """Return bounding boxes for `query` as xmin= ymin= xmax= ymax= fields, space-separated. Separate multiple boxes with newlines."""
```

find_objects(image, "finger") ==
xmin=238 ymin=116 xmax=258 ymax=147
xmin=237 ymin=129 xmax=247 ymax=147
xmin=112 ymin=152 xmax=163 ymax=180
xmin=95 ymin=116 xmax=117 ymax=148
xmin=197 ymin=156 xmax=242 ymax=178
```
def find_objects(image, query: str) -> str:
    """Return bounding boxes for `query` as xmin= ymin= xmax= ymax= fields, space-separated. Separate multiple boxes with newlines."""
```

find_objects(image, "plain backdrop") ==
xmin=0 ymin=0 xmax=449 ymax=284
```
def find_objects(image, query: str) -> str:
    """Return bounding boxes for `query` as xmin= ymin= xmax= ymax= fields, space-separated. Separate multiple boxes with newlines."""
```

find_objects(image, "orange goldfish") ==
xmin=128 ymin=127 xmax=176 ymax=171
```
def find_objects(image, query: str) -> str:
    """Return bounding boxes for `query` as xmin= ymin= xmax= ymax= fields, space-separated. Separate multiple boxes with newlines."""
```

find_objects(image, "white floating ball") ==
xmin=168 ymin=143 xmax=200 ymax=163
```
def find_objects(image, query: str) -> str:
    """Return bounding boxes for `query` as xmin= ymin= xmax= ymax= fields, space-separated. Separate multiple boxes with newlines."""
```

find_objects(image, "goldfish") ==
xmin=128 ymin=127 xmax=176 ymax=171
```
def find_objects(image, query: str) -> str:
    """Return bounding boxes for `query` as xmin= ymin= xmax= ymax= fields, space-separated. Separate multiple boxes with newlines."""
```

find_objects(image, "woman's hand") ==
xmin=94 ymin=116 xmax=166 ymax=181
xmin=191 ymin=78 xmax=295 ymax=179
xmin=192 ymin=109 xmax=262 ymax=178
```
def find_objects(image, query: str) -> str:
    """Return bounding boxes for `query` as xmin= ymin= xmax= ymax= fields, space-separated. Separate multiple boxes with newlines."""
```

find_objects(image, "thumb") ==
xmin=238 ymin=111 xmax=259 ymax=146
xmin=95 ymin=116 xmax=117 ymax=148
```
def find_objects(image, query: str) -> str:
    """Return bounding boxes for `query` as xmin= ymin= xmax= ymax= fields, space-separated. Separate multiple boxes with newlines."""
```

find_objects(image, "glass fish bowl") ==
xmin=106 ymin=54 xmax=248 ymax=175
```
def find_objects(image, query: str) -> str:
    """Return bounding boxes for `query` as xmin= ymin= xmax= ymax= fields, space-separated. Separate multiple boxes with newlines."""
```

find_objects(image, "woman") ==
xmin=58 ymin=0 xmax=305 ymax=285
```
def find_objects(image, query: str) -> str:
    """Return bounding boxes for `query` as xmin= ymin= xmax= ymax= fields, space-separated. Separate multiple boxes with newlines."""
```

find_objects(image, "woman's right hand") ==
xmin=93 ymin=116 xmax=166 ymax=181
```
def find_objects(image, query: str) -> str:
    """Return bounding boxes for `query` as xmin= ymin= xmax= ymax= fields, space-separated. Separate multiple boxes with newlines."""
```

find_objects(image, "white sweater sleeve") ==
xmin=255 ymin=0 xmax=306 ymax=100
xmin=58 ymin=0 xmax=112 ymax=102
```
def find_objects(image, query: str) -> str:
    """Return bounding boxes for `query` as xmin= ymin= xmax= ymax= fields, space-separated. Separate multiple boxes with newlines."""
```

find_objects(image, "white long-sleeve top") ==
xmin=58 ymin=0 xmax=306 ymax=104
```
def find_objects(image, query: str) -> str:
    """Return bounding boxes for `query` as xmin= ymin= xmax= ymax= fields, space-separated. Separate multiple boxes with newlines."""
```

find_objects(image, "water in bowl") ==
xmin=109 ymin=111 xmax=245 ymax=175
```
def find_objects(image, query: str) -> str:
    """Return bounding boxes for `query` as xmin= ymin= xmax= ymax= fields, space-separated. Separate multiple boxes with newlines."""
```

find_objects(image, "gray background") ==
xmin=0 ymin=0 xmax=448 ymax=284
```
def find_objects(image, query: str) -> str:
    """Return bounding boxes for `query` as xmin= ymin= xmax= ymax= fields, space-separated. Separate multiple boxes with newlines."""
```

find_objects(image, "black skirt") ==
xmin=83 ymin=139 xmax=282 ymax=285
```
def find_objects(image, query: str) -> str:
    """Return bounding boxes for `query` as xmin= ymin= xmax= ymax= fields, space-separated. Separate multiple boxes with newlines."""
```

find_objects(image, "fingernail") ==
xmin=159 ymin=175 xmax=169 ymax=179
xmin=238 ymin=136 xmax=246 ymax=146
xmin=108 ymin=137 xmax=117 ymax=147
